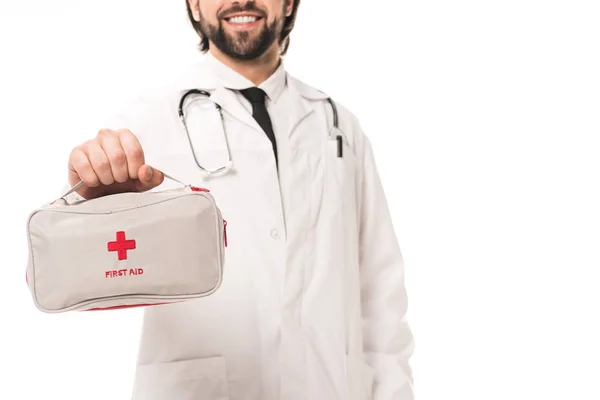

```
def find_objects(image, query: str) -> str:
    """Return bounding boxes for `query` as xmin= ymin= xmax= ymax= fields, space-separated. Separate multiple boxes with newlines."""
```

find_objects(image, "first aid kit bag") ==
xmin=25 ymin=175 xmax=227 ymax=313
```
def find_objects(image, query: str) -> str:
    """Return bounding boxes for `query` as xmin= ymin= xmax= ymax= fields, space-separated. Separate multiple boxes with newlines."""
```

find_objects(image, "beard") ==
xmin=199 ymin=3 xmax=283 ymax=60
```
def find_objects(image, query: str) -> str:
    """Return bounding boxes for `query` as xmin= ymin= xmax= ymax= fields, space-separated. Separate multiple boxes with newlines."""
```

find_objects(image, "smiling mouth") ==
xmin=227 ymin=15 xmax=260 ymax=23
xmin=223 ymin=14 xmax=264 ymax=26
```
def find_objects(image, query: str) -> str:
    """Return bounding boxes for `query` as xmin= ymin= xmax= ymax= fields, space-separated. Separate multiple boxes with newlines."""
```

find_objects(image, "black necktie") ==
xmin=240 ymin=87 xmax=278 ymax=168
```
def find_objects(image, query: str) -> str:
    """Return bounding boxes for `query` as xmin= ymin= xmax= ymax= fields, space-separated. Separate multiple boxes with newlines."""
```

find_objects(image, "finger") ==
xmin=69 ymin=147 xmax=100 ymax=187
xmin=84 ymin=141 xmax=115 ymax=186
xmin=147 ymin=166 xmax=165 ymax=188
xmin=99 ymin=133 xmax=129 ymax=183
xmin=118 ymin=130 xmax=145 ymax=180
xmin=134 ymin=165 xmax=164 ymax=192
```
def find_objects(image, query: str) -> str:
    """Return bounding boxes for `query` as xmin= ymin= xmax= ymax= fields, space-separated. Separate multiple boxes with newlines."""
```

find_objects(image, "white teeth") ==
xmin=229 ymin=16 xmax=258 ymax=24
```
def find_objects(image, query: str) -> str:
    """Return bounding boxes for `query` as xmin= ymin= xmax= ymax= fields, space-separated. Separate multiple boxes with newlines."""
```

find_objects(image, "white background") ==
xmin=1 ymin=1 xmax=599 ymax=399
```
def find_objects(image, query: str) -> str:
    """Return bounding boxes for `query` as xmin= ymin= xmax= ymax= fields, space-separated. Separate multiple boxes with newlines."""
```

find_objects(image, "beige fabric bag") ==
xmin=25 ymin=175 xmax=227 ymax=313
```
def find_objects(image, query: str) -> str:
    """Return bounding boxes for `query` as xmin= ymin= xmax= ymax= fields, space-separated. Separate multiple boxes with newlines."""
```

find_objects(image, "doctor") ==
xmin=65 ymin=0 xmax=414 ymax=399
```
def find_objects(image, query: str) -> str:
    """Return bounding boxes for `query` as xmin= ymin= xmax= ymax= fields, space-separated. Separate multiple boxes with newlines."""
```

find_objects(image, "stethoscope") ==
xmin=178 ymin=89 xmax=345 ymax=176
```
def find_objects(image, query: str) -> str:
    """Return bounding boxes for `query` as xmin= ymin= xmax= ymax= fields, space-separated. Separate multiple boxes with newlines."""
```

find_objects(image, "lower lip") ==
xmin=224 ymin=18 xmax=263 ymax=31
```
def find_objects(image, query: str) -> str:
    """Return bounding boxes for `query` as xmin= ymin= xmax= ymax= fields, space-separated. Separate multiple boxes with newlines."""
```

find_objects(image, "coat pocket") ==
xmin=326 ymin=138 xmax=357 ymax=192
xmin=132 ymin=356 xmax=230 ymax=400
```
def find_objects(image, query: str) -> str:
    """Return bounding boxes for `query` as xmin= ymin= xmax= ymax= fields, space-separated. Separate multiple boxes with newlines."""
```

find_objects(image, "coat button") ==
xmin=270 ymin=229 xmax=280 ymax=240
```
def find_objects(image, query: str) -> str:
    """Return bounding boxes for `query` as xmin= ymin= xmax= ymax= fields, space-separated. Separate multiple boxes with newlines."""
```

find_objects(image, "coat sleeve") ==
xmin=357 ymin=131 xmax=415 ymax=399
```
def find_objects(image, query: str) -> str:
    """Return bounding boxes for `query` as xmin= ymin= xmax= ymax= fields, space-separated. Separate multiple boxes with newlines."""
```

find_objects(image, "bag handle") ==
xmin=58 ymin=171 xmax=189 ymax=201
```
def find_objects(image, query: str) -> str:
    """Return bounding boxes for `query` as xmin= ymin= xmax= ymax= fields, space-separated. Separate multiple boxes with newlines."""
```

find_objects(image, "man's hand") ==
xmin=67 ymin=129 xmax=164 ymax=199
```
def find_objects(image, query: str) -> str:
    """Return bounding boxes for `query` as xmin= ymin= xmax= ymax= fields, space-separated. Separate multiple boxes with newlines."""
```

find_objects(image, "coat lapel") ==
xmin=286 ymin=75 xmax=330 ymax=140
xmin=209 ymin=86 xmax=264 ymax=134
xmin=286 ymin=93 xmax=313 ymax=140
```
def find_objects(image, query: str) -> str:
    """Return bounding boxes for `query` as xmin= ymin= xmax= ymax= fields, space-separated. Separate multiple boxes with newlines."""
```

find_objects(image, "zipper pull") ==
xmin=223 ymin=220 xmax=228 ymax=247
xmin=191 ymin=186 xmax=210 ymax=193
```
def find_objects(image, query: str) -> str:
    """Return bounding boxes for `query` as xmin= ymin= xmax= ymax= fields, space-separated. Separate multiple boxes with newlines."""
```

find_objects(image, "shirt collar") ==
xmin=204 ymin=50 xmax=287 ymax=103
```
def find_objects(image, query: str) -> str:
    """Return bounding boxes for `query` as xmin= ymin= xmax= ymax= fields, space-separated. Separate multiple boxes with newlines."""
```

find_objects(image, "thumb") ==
xmin=135 ymin=164 xmax=164 ymax=191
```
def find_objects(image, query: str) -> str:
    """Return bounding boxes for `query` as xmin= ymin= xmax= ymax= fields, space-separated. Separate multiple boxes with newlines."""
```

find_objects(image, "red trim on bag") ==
xmin=224 ymin=220 xmax=228 ymax=247
xmin=191 ymin=186 xmax=210 ymax=192
xmin=85 ymin=303 xmax=171 ymax=311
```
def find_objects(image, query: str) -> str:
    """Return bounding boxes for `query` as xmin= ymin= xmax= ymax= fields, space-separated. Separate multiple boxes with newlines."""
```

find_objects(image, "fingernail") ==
xmin=146 ymin=167 xmax=153 ymax=180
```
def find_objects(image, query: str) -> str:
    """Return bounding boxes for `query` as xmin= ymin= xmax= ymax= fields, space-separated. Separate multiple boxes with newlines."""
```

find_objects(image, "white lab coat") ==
xmin=95 ymin=57 xmax=414 ymax=400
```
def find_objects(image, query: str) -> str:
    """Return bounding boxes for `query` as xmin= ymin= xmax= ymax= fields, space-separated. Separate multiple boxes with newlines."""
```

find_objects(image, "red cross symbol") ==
xmin=107 ymin=231 xmax=136 ymax=261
